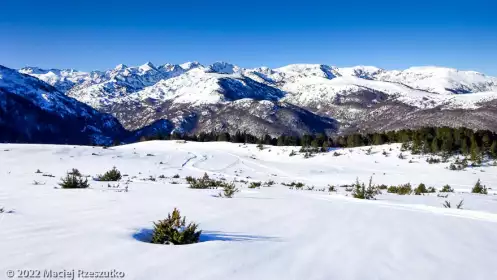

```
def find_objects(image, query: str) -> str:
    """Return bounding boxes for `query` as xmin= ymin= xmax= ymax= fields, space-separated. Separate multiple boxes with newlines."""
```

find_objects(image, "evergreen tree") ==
xmin=431 ymin=139 xmax=440 ymax=153
xmin=490 ymin=141 xmax=497 ymax=158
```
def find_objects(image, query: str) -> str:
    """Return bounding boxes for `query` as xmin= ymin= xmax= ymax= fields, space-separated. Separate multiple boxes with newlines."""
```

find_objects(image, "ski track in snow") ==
xmin=1 ymin=141 xmax=497 ymax=280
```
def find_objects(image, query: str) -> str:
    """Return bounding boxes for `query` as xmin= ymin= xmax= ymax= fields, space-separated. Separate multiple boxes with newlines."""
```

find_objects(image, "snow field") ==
xmin=1 ymin=141 xmax=497 ymax=280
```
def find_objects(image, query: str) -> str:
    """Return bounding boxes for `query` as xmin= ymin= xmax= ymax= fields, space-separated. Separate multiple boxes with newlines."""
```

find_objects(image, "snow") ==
xmin=376 ymin=66 xmax=497 ymax=95
xmin=17 ymin=62 xmax=497 ymax=112
xmin=127 ymin=68 xmax=230 ymax=105
xmin=1 ymin=141 xmax=497 ymax=280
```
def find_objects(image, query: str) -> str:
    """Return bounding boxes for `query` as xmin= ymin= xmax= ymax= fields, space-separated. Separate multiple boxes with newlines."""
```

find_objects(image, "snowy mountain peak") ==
xmin=206 ymin=61 xmax=241 ymax=74
xmin=336 ymin=66 xmax=384 ymax=79
xmin=114 ymin=64 xmax=128 ymax=71
xmin=275 ymin=64 xmax=338 ymax=79
xmin=180 ymin=61 xmax=202 ymax=71
xmin=139 ymin=62 xmax=157 ymax=71
xmin=19 ymin=66 xmax=48 ymax=75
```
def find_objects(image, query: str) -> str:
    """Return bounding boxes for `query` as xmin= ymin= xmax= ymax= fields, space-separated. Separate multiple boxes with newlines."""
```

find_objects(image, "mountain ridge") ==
xmin=7 ymin=62 xmax=497 ymax=142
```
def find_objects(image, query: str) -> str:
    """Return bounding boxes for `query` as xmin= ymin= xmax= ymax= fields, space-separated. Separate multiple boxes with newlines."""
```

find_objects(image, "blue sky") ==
xmin=2 ymin=0 xmax=497 ymax=74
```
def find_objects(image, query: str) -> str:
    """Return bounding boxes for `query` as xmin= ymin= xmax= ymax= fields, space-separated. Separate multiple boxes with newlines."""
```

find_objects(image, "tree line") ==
xmin=135 ymin=127 xmax=497 ymax=159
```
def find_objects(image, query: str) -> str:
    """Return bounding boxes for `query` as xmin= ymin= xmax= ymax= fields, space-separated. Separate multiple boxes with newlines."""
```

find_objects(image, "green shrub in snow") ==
xmin=440 ymin=185 xmax=454 ymax=193
xmin=59 ymin=173 xmax=89 ymax=189
xmin=96 ymin=167 xmax=122 ymax=181
xmin=471 ymin=179 xmax=487 ymax=195
xmin=151 ymin=208 xmax=201 ymax=245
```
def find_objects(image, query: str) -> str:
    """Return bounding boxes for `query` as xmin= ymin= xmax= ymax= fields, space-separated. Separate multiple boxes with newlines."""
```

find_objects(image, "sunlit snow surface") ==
xmin=1 ymin=141 xmax=497 ymax=280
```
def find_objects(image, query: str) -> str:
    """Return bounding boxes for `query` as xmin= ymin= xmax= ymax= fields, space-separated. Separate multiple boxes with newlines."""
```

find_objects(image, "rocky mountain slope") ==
xmin=0 ymin=66 xmax=127 ymax=144
xmin=14 ymin=61 xmax=497 ymax=138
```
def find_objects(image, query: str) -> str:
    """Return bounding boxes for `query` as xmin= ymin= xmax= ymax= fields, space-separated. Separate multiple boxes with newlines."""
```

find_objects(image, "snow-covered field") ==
xmin=1 ymin=141 xmax=497 ymax=280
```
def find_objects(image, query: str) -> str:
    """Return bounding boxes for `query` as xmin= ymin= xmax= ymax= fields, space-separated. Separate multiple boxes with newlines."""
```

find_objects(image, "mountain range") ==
xmin=2 ymin=61 xmax=497 ymax=144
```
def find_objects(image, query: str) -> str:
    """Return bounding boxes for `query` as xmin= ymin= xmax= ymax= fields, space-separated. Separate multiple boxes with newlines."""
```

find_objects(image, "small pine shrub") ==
xmin=294 ymin=182 xmax=305 ymax=190
xmin=185 ymin=176 xmax=195 ymax=184
xmin=219 ymin=181 xmax=239 ymax=198
xmin=172 ymin=174 xmax=180 ymax=179
xmin=378 ymin=184 xmax=388 ymax=190
xmin=188 ymin=173 xmax=221 ymax=189
xmin=471 ymin=179 xmax=488 ymax=195
xmin=59 ymin=173 xmax=89 ymax=189
xmin=35 ymin=169 xmax=42 ymax=174
xmin=427 ymin=186 xmax=436 ymax=193
xmin=426 ymin=157 xmax=441 ymax=164
xmin=352 ymin=177 xmax=378 ymax=200
xmin=440 ymin=185 xmax=454 ymax=193
xmin=289 ymin=150 xmax=297 ymax=157
xmin=328 ymin=185 xmax=337 ymax=192
xmin=414 ymin=183 xmax=428 ymax=195
xmin=68 ymin=168 xmax=82 ymax=177
xmin=387 ymin=186 xmax=398 ymax=193
xmin=248 ymin=182 xmax=262 ymax=189
xmin=257 ymin=143 xmax=264 ymax=150
xmin=387 ymin=183 xmax=412 ymax=195
xmin=97 ymin=167 xmax=122 ymax=181
xmin=151 ymin=208 xmax=201 ymax=245
xmin=283 ymin=181 xmax=305 ymax=190
xmin=398 ymin=153 xmax=404 ymax=159
xmin=263 ymin=180 xmax=275 ymax=187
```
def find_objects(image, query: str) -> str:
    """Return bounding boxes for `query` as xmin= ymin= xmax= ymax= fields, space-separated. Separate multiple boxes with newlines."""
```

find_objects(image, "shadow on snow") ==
xmin=132 ymin=228 xmax=279 ymax=244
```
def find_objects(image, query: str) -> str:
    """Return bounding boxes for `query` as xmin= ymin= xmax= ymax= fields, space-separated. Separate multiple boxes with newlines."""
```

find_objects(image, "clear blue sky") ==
xmin=2 ymin=0 xmax=497 ymax=74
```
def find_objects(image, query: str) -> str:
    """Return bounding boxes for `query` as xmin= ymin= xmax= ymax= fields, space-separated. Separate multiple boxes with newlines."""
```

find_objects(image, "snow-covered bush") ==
xmin=151 ymin=208 xmax=201 ymax=245
xmin=59 ymin=172 xmax=89 ymax=189
xmin=471 ymin=179 xmax=488 ymax=194
xmin=96 ymin=167 xmax=122 ymax=181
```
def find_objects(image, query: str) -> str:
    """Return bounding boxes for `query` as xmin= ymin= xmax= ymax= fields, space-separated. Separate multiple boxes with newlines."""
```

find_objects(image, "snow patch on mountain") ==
xmin=376 ymin=66 xmax=497 ymax=95
xmin=206 ymin=62 xmax=241 ymax=74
